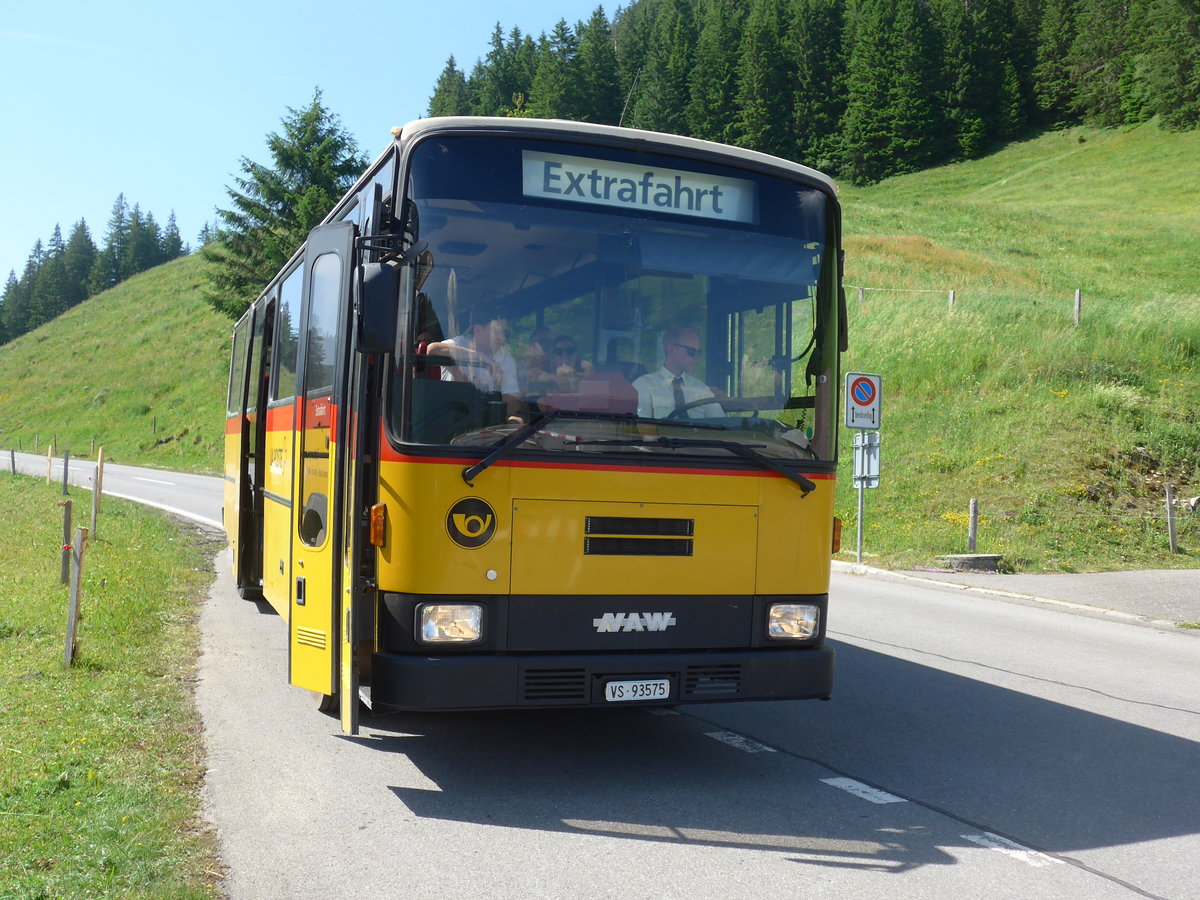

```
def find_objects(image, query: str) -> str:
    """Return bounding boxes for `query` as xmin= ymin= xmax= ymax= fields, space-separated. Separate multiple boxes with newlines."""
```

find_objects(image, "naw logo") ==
xmin=592 ymin=612 xmax=677 ymax=633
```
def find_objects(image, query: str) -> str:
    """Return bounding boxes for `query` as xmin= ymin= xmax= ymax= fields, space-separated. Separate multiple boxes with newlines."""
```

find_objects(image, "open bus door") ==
xmin=289 ymin=222 xmax=357 ymax=731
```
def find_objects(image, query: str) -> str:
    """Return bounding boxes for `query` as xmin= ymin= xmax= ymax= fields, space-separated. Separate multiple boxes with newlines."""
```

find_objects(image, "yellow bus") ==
xmin=224 ymin=117 xmax=847 ymax=734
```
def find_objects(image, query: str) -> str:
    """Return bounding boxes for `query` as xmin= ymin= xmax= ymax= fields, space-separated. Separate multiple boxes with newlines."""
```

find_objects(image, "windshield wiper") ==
xmin=576 ymin=435 xmax=817 ymax=497
xmin=460 ymin=410 xmax=641 ymax=486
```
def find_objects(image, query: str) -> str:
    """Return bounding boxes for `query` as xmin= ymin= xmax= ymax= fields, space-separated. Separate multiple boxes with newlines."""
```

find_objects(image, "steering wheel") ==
xmin=665 ymin=396 xmax=734 ymax=420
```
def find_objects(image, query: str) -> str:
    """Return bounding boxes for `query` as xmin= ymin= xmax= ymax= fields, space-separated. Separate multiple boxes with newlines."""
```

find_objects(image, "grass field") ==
xmin=0 ymin=255 xmax=229 ymax=474
xmin=835 ymin=121 xmax=1200 ymax=570
xmin=0 ymin=477 xmax=221 ymax=898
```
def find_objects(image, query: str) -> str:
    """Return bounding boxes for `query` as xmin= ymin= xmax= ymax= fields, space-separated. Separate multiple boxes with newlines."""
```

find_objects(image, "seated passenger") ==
xmin=633 ymin=324 xmax=722 ymax=419
xmin=547 ymin=335 xmax=593 ymax=393
xmin=521 ymin=327 xmax=558 ymax=395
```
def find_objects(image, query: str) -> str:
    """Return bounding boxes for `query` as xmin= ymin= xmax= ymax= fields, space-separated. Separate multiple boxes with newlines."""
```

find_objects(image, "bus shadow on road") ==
xmin=352 ymin=639 xmax=1199 ymax=879
xmin=368 ymin=703 xmax=956 ymax=873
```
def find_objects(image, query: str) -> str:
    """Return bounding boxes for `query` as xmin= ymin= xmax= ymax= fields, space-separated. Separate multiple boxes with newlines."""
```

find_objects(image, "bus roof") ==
xmin=389 ymin=117 xmax=839 ymax=197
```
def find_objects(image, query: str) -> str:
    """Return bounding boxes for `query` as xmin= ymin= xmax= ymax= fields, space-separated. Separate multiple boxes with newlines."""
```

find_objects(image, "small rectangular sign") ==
xmin=522 ymin=150 xmax=756 ymax=223
xmin=845 ymin=372 xmax=882 ymax=429
xmin=853 ymin=430 xmax=880 ymax=489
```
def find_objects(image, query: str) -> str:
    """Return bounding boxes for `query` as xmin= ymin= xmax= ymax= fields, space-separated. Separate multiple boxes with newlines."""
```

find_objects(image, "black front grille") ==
xmin=684 ymin=663 xmax=742 ymax=698
xmin=585 ymin=516 xmax=694 ymax=537
xmin=585 ymin=537 xmax=694 ymax=556
xmin=522 ymin=667 xmax=588 ymax=704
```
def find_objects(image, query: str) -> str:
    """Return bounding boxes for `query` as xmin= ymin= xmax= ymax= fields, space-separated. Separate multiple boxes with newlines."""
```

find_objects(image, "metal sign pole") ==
xmin=856 ymin=477 xmax=865 ymax=564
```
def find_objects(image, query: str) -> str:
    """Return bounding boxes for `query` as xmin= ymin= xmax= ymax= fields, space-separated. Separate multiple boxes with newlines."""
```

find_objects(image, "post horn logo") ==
xmin=446 ymin=498 xmax=496 ymax=549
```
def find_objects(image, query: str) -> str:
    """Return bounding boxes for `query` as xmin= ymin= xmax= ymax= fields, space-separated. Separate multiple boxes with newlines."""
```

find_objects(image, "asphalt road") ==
xmin=196 ymin=557 xmax=1200 ymax=899
xmin=12 ymin=452 xmax=1199 ymax=897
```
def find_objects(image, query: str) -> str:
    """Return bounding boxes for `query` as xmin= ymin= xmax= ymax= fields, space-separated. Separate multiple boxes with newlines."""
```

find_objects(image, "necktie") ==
xmin=672 ymin=375 xmax=686 ymax=415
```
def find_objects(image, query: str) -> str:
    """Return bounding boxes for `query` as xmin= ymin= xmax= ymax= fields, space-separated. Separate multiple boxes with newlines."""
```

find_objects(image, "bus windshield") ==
xmin=392 ymin=134 xmax=839 ymax=461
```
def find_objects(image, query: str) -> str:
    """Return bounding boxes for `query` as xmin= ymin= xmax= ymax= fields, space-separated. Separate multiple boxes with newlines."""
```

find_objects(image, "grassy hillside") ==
xmin=838 ymin=120 xmax=1199 ymax=571
xmin=0 ymin=254 xmax=230 ymax=473
xmin=0 ymin=121 xmax=1196 ymax=571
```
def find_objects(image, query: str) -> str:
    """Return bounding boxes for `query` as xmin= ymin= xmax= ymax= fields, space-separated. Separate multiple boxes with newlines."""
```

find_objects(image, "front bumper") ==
xmin=370 ymin=646 xmax=834 ymax=711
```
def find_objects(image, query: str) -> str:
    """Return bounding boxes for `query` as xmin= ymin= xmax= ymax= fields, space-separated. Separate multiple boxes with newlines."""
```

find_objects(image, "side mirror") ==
xmin=357 ymin=262 xmax=399 ymax=354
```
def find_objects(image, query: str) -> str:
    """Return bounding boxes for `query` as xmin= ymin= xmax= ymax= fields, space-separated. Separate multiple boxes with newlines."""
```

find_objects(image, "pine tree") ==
xmin=686 ymin=0 xmax=745 ymax=143
xmin=628 ymin=0 xmax=695 ymax=134
xmin=933 ymin=0 xmax=1022 ymax=158
xmin=1034 ymin=0 xmax=1079 ymax=126
xmin=1125 ymin=0 xmax=1200 ymax=129
xmin=0 ymin=272 xmax=15 ymax=345
xmin=786 ymin=0 xmax=848 ymax=170
xmin=840 ymin=0 xmax=945 ymax=183
xmin=574 ymin=7 xmax=624 ymax=124
xmin=528 ymin=20 xmax=580 ymax=118
xmin=162 ymin=212 xmax=185 ymax=260
xmin=62 ymin=220 xmax=96 ymax=307
xmin=734 ymin=0 xmax=791 ymax=156
xmin=611 ymin=0 xmax=659 ymax=123
xmin=30 ymin=226 xmax=69 ymax=327
xmin=470 ymin=25 xmax=510 ymax=115
xmin=1069 ymin=0 xmax=1130 ymax=125
xmin=428 ymin=56 xmax=470 ymax=116
xmin=4 ymin=242 xmax=41 ymax=339
xmin=203 ymin=89 xmax=367 ymax=319
xmin=123 ymin=205 xmax=165 ymax=278
xmin=87 ymin=194 xmax=129 ymax=295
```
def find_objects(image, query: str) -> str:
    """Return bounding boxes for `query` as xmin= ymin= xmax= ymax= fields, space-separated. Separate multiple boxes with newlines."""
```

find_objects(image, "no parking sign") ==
xmin=844 ymin=372 xmax=881 ymax=429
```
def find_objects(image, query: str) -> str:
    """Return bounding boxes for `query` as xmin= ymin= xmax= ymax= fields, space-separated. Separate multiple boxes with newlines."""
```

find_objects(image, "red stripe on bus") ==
xmin=378 ymin=448 xmax=835 ymax=480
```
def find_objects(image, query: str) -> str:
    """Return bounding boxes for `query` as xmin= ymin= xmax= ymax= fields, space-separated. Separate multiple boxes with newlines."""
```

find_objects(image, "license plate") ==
xmin=605 ymin=678 xmax=670 ymax=702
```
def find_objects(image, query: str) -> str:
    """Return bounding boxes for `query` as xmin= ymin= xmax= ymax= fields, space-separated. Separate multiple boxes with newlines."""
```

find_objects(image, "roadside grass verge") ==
xmin=0 ymin=476 xmax=222 ymax=898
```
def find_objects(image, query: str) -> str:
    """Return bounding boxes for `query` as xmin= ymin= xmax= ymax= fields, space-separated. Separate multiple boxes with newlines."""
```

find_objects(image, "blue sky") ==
xmin=0 ymin=0 xmax=612 ymax=282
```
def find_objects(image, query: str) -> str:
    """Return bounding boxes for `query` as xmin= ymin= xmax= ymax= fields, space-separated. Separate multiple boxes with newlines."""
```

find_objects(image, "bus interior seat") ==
xmin=542 ymin=370 xmax=638 ymax=415
xmin=410 ymin=379 xmax=505 ymax=444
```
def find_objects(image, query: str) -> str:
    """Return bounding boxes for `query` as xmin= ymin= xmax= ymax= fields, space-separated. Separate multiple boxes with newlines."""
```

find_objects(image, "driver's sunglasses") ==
xmin=673 ymin=343 xmax=702 ymax=358
xmin=554 ymin=345 xmax=576 ymax=355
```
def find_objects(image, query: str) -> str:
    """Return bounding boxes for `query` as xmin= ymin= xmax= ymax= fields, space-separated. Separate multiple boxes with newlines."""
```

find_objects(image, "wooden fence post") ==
xmin=60 ymin=500 xmax=72 ymax=584
xmin=1074 ymin=289 xmax=1082 ymax=326
xmin=63 ymin=526 xmax=89 ymax=668
xmin=1166 ymin=483 xmax=1178 ymax=553
xmin=91 ymin=448 xmax=105 ymax=541
xmin=949 ymin=289 xmax=956 ymax=310
xmin=62 ymin=450 xmax=70 ymax=496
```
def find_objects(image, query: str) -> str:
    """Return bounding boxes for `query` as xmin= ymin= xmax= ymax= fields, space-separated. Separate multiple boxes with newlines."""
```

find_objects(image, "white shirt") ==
xmin=632 ymin=367 xmax=722 ymax=419
xmin=440 ymin=333 xmax=519 ymax=394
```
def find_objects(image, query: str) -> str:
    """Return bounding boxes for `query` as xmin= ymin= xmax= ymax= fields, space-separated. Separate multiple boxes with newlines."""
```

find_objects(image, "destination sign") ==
xmin=522 ymin=150 xmax=756 ymax=223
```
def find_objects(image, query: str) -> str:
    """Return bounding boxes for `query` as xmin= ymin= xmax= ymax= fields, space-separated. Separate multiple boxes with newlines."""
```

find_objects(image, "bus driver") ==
xmin=633 ymin=324 xmax=723 ymax=419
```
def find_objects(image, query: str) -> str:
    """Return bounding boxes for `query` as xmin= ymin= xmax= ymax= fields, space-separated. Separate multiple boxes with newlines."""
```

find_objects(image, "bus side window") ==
xmin=273 ymin=267 xmax=303 ymax=403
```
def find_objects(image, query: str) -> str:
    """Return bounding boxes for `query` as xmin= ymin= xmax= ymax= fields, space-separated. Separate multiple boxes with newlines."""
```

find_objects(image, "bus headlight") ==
xmin=767 ymin=603 xmax=819 ymax=640
xmin=417 ymin=604 xmax=484 ymax=644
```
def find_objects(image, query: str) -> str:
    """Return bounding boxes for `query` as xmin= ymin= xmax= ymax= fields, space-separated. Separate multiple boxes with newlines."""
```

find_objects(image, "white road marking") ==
xmin=820 ymin=777 xmax=907 ymax=804
xmin=962 ymin=833 xmax=1063 ymax=868
xmin=704 ymin=731 xmax=777 ymax=753
xmin=133 ymin=476 xmax=175 ymax=485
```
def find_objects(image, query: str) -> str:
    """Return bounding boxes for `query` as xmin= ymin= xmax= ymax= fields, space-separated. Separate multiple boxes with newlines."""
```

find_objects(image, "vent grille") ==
xmin=585 ymin=537 xmax=694 ymax=556
xmin=586 ymin=516 xmax=694 ymax=537
xmin=522 ymin=667 xmax=588 ymax=703
xmin=684 ymin=663 xmax=742 ymax=698
xmin=295 ymin=627 xmax=327 ymax=650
